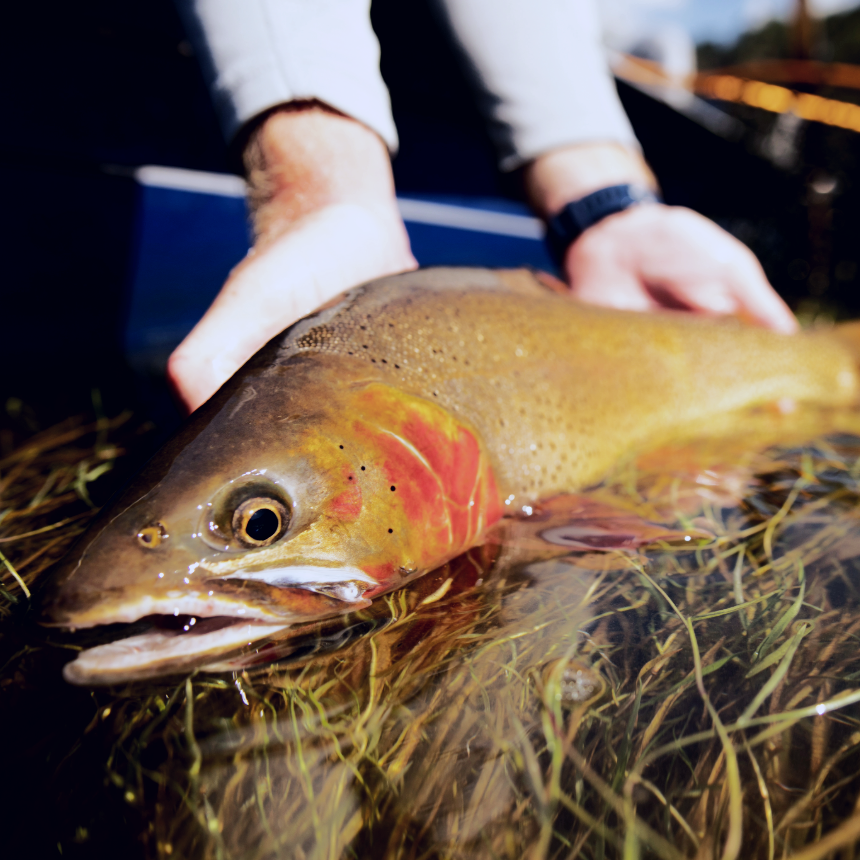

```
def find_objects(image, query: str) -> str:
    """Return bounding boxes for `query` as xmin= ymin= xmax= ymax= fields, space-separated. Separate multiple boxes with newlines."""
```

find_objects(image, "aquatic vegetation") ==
xmin=8 ymin=406 xmax=860 ymax=857
xmin=0 ymin=408 xmax=138 ymax=615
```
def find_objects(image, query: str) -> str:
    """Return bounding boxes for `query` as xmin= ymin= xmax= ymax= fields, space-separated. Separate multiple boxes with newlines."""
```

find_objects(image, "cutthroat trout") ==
xmin=43 ymin=268 xmax=860 ymax=683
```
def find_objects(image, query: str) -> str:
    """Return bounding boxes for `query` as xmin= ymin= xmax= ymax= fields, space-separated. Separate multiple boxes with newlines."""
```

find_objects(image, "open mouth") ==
xmin=61 ymin=612 xmax=295 ymax=685
xmin=57 ymin=567 xmax=382 ymax=685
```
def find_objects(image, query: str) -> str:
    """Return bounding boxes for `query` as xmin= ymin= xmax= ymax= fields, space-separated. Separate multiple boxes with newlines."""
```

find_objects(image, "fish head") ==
xmin=42 ymin=354 xmax=501 ymax=638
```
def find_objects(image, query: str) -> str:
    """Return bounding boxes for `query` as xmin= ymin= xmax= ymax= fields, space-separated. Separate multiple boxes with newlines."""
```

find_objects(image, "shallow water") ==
xmin=7 ymin=410 xmax=860 ymax=858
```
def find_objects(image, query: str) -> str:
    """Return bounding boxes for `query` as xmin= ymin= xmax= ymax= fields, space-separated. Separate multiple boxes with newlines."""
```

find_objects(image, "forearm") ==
xmin=175 ymin=0 xmax=398 ymax=151
xmin=244 ymin=102 xmax=406 ymax=246
xmin=435 ymin=0 xmax=638 ymax=170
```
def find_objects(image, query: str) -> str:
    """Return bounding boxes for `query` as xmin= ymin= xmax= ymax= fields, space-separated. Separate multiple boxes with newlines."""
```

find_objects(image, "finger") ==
xmin=653 ymin=280 xmax=739 ymax=316
xmin=724 ymin=255 xmax=799 ymax=334
xmin=565 ymin=244 xmax=660 ymax=313
xmin=168 ymin=205 xmax=416 ymax=413
xmin=625 ymin=207 xmax=797 ymax=331
xmin=574 ymin=273 xmax=660 ymax=312
xmin=168 ymin=249 xmax=297 ymax=414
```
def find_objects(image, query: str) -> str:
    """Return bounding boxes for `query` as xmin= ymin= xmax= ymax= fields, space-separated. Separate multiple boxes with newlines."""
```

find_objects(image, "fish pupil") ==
xmin=246 ymin=508 xmax=279 ymax=541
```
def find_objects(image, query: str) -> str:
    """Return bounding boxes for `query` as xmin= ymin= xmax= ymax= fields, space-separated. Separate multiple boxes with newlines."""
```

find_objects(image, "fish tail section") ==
xmin=818 ymin=322 xmax=860 ymax=404
xmin=833 ymin=321 xmax=860 ymax=367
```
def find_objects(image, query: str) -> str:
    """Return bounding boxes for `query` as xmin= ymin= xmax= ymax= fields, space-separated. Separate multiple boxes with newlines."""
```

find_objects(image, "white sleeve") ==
xmin=176 ymin=0 xmax=399 ymax=151
xmin=435 ymin=0 xmax=639 ymax=170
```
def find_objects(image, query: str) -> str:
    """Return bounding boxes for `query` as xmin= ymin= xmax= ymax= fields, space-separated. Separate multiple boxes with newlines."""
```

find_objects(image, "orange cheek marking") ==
xmin=361 ymin=561 xmax=397 ymax=595
xmin=353 ymin=421 xmax=452 ymax=553
xmin=400 ymin=416 xmax=480 ymax=511
xmin=329 ymin=485 xmax=363 ymax=521
xmin=351 ymin=384 xmax=503 ymax=568
xmin=471 ymin=465 xmax=502 ymax=537
xmin=378 ymin=434 xmax=454 ymax=546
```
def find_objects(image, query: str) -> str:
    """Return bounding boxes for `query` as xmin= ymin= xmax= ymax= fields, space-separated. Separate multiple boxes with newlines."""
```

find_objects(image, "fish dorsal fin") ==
xmin=495 ymin=268 xmax=567 ymax=297
xmin=362 ymin=266 xmax=551 ymax=297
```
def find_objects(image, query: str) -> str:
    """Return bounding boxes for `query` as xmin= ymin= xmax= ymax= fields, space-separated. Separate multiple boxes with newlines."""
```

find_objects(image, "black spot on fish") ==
xmin=388 ymin=528 xmax=393 ymax=533
xmin=390 ymin=486 xmax=396 ymax=491
xmin=394 ymin=364 xmax=400 ymax=369
xmin=361 ymin=466 xmax=366 ymax=471
xmin=363 ymin=345 xmax=368 ymax=349
xmin=339 ymin=445 xmax=344 ymax=449
xmin=381 ymin=359 xmax=387 ymax=364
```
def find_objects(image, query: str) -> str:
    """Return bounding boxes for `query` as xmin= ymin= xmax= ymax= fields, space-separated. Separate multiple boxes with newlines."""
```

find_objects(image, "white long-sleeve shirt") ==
xmin=177 ymin=0 xmax=638 ymax=170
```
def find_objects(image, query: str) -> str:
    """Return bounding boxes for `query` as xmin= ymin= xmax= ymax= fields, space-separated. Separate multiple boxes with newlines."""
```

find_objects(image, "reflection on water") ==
xmin=10 ymin=410 xmax=860 ymax=857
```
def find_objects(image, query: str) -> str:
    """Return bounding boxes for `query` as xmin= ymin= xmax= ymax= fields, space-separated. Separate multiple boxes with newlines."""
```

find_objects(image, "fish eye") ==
xmin=232 ymin=497 xmax=289 ymax=548
xmin=137 ymin=522 xmax=167 ymax=549
xmin=201 ymin=479 xmax=292 ymax=551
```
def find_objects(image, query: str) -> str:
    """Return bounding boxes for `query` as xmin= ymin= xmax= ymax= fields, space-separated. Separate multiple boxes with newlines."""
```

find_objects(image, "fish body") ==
xmin=43 ymin=268 xmax=860 ymax=681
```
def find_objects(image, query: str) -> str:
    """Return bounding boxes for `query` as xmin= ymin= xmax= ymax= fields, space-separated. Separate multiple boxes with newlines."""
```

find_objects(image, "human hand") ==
xmin=563 ymin=203 xmax=798 ymax=333
xmin=167 ymin=105 xmax=416 ymax=413
xmin=524 ymin=142 xmax=798 ymax=334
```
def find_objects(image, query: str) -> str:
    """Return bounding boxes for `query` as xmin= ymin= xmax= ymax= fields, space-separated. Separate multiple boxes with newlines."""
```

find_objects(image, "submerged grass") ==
xmin=9 ymin=405 xmax=860 ymax=857
xmin=0 ymin=405 xmax=143 ymax=615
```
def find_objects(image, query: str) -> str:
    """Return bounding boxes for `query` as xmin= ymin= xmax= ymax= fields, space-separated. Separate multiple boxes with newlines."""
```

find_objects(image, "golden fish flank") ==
xmin=42 ymin=267 xmax=860 ymax=683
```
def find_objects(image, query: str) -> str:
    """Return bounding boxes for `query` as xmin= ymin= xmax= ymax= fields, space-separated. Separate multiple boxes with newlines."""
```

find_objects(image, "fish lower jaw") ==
xmin=62 ymin=616 xmax=293 ymax=685
xmin=58 ymin=593 xmax=293 ymax=629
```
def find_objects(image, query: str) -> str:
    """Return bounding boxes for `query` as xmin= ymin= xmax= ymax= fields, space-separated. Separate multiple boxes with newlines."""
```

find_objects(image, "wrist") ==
xmin=244 ymin=101 xmax=405 ymax=248
xmin=524 ymin=142 xmax=658 ymax=220
xmin=546 ymin=184 xmax=661 ymax=266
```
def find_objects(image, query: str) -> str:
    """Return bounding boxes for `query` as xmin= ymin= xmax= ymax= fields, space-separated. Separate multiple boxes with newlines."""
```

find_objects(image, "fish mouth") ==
xmin=50 ymin=565 xmax=379 ymax=685
xmin=61 ymin=614 xmax=295 ymax=685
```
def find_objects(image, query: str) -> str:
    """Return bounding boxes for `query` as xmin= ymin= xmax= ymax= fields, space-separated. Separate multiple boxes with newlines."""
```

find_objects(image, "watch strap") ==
xmin=546 ymin=183 xmax=662 ymax=265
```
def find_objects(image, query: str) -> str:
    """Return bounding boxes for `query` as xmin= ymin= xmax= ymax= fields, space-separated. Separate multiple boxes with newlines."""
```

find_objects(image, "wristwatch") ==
xmin=545 ymin=183 xmax=662 ymax=265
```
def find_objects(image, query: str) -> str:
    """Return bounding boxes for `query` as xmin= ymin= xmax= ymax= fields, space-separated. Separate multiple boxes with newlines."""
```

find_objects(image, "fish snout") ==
xmin=40 ymin=522 xmax=216 ymax=629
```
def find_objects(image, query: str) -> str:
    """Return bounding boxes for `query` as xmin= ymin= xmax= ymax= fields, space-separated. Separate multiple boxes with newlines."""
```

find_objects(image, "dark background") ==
xmin=3 ymin=0 xmax=860 ymax=433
